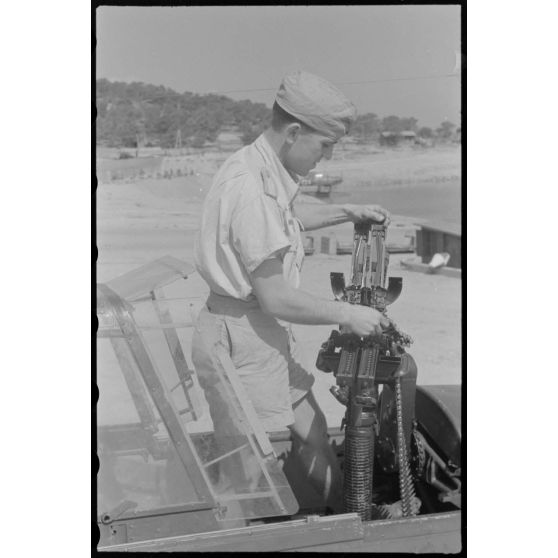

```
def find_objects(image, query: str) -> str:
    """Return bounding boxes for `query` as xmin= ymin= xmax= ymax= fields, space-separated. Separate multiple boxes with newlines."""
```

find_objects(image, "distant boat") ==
xmin=299 ymin=170 xmax=342 ymax=197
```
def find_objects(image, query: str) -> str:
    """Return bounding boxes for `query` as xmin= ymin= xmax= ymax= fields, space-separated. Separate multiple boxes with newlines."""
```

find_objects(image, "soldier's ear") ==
xmin=285 ymin=122 xmax=302 ymax=145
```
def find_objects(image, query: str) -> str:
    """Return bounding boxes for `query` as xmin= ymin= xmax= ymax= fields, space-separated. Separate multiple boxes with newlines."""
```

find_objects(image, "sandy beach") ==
xmin=97 ymin=143 xmax=461 ymax=427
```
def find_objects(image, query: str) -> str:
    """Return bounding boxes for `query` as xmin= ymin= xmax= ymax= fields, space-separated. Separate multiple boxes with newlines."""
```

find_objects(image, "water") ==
xmin=329 ymin=178 xmax=462 ymax=225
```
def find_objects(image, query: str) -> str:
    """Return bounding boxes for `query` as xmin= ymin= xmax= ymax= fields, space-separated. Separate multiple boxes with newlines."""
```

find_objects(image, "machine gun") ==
xmin=316 ymin=222 xmax=420 ymax=520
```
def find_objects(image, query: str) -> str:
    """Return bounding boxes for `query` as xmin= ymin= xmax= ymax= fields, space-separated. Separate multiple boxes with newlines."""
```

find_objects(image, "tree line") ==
xmin=351 ymin=113 xmax=457 ymax=142
xmin=96 ymin=79 xmax=458 ymax=148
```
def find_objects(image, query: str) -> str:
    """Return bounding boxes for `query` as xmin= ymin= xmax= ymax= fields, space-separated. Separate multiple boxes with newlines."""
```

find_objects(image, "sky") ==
xmin=96 ymin=5 xmax=461 ymax=129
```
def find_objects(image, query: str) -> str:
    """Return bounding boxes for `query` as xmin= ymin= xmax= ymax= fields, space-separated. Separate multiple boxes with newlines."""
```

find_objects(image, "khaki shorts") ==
xmin=191 ymin=293 xmax=315 ymax=432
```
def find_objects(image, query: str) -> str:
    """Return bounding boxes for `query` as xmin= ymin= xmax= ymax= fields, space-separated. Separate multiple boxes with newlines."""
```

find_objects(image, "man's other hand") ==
xmin=343 ymin=204 xmax=391 ymax=226
xmin=340 ymin=304 xmax=391 ymax=337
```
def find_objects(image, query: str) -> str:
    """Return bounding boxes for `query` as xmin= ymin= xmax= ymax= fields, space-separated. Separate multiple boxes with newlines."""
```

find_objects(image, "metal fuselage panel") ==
xmin=98 ymin=511 xmax=461 ymax=553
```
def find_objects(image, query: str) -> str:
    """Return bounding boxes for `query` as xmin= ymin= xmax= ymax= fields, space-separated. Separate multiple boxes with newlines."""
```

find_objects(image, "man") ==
xmin=192 ymin=70 xmax=391 ymax=513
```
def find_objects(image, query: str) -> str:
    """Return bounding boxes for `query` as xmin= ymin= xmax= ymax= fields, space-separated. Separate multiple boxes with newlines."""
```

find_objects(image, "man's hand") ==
xmin=340 ymin=303 xmax=391 ymax=337
xmin=343 ymin=204 xmax=391 ymax=226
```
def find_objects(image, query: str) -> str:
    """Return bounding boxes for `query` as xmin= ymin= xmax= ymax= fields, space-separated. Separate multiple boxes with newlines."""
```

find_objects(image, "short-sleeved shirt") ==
xmin=194 ymin=134 xmax=305 ymax=300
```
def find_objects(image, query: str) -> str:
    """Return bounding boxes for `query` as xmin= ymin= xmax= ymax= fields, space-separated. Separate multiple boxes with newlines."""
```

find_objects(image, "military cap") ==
xmin=275 ymin=70 xmax=357 ymax=140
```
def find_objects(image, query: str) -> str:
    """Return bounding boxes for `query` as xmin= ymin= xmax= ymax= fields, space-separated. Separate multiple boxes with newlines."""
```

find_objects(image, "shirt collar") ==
xmin=253 ymin=134 xmax=300 ymax=205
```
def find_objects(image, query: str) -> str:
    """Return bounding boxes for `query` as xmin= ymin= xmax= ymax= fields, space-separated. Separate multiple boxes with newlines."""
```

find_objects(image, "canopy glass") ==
xmin=97 ymin=257 xmax=298 ymax=526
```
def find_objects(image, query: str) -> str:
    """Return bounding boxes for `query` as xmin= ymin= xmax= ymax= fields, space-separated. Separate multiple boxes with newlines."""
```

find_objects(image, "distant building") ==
xmin=400 ymin=130 xmax=416 ymax=142
xmin=379 ymin=130 xmax=417 ymax=146
xmin=379 ymin=131 xmax=399 ymax=146
xmin=216 ymin=130 xmax=243 ymax=151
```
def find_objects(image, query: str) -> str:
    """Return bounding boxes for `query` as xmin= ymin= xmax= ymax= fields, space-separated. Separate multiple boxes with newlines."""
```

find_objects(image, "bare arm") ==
xmin=294 ymin=202 xmax=391 ymax=232
xmin=251 ymin=258 xmax=389 ymax=337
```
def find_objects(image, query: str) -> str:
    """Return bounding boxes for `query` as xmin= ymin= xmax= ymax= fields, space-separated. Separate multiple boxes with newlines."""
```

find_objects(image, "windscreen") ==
xmin=97 ymin=263 xmax=298 ymax=526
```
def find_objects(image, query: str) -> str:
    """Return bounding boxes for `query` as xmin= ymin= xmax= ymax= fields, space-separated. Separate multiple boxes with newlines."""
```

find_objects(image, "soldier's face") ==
xmin=285 ymin=130 xmax=336 ymax=176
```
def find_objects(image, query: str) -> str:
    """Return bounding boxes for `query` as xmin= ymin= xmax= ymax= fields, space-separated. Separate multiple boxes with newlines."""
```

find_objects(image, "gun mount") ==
xmin=316 ymin=223 xmax=460 ymax=520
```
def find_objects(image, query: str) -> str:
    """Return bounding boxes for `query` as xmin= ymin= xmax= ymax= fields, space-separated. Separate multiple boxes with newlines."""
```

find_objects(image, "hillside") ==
xmin=96 ymin=79 xmax=459 ymax=149
xmin=96 ymin=79 xmax=271 ymax=148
